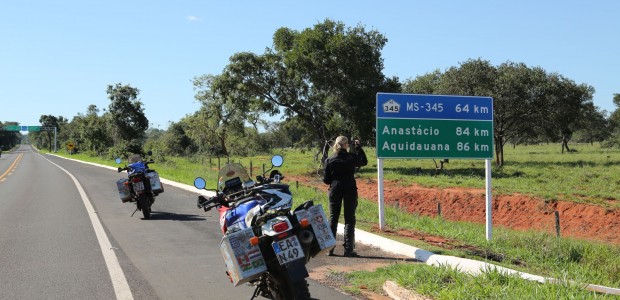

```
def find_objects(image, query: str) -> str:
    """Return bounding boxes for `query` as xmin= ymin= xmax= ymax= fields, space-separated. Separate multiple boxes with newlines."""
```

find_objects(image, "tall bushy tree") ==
xmin=106 ymin=83 xmax=149 ymax=145
xmin=202 ymin=19 xmax=399 ymax=150
xmin=492 ymin=63 xmax=546 ymax=165
xmin=541 ymin=74 xmax=595 ymax=153
xmin=192 ymin=74 xmax=247 ymax=156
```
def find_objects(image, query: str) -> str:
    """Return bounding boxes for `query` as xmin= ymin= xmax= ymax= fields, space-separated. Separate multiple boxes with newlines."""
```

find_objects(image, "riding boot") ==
xmin=343 ymin=224 xmax=357 ymax=257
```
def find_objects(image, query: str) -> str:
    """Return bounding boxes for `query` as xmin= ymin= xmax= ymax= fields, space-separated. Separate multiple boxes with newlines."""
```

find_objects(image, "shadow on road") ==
xmin=142 ymin=212 xmax=206 ymax=221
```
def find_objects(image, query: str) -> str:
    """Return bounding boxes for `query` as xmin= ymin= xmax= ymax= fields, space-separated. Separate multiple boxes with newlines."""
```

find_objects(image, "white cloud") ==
xmin=186 ymin=16 xmax=201 ymax=22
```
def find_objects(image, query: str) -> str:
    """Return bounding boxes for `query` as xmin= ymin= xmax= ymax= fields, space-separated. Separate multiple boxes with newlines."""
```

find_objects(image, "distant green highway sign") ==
xmin=3 ymin=125 xmax=20 ymax=131
xmin=2 ymin=125 xmax=42 ymax=132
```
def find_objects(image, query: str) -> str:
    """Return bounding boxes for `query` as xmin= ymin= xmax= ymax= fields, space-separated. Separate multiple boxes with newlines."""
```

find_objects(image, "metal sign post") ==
xmin=376 ymin=93 xmax=494 ymax=240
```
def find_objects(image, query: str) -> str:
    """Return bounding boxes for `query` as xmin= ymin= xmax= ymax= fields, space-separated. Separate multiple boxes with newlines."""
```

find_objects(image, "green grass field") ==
xmin=45 ymin=142 xmax=620 ymax=298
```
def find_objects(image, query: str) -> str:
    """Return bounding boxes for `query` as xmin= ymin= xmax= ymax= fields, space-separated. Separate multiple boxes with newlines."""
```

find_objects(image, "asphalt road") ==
xmin=0 ymin=145 xmax=354 ymax=300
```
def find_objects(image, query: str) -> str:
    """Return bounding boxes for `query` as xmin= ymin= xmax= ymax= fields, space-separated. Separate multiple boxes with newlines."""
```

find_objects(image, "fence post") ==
xmin=296 ymin=181 xmax=299 ymax=190
xmin=554 ymin=211 xmax=561 ymax=238
xmin=250 ymin=161 xmax=253 ymax=177
xmin=437 ymin=202 xmax=442 ymax=218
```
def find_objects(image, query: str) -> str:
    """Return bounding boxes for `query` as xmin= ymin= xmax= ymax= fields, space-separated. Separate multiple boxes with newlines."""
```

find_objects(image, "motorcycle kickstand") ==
xmin=250 ymin=285 xmax=261 ymax=300
xmin=131 ymin=207 xmax=139 ymax=217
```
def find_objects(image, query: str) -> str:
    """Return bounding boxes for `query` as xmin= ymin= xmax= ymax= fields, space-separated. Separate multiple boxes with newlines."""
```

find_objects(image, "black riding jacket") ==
xmin=322 ymin=147 xmax=368 ymax=190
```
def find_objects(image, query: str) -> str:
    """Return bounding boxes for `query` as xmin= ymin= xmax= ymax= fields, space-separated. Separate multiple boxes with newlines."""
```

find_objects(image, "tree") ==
xmin=71 ymin=105 xmax=112 ymax=154
xmin=541 ymin=74 xmax=594 ymax=153
xmin=106 ymin=83 xmax=149 ymax=145
xmin=37 ymin=115 xmax=67 ymax=151
xmin=402 ymin=70 xmax=442 ymax=94
xmin=436 ymin=58 xmax=497 ymax=97
xmin=434 ymin=59 xmax=504 ymax=164
xmin=573 ymin=103 xmax=609 ymax=144
xmin=491 ymin=63 xmax=546 ymax=165
xmin=408 ymin=59 xmax=594 ymax=165
xmin=160 ymin=121 xmax=195 ymax=156
xmin=207 ymin=19 xmax=398 ymax=151
xmin=192 ymin=74 xmax=248 ymax=156
xmin=608 ymin=94 xmax=620 ymax=131
xmin=0 ymin=121 xmax=21 ymax=150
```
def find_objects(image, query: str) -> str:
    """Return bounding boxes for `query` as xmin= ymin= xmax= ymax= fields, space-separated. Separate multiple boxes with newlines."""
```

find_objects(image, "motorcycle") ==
xmin=193 ymin=155 xmax=336 ymax=300
xmin=115 ymin=151 xmax=164 ymax=219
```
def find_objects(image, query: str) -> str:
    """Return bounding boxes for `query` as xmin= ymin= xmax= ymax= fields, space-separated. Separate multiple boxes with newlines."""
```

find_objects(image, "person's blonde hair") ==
xmin=332 ymin=136 xmax=349 ymax=153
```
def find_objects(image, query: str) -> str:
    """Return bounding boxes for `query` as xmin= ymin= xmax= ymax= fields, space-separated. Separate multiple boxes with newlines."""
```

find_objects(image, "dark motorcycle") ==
xmin=193 ymin=155 xmax=336 ymax=300
xmin=115 ymin=152 xmax=164 ymax=219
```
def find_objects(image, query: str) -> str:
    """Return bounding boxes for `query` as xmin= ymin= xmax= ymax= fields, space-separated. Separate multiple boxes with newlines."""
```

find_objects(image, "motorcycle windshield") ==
xmin=218 ymin=163 xmax=251 ymax=192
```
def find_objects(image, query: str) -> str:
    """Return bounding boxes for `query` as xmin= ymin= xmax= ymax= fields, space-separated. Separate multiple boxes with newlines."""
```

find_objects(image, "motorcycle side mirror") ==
xmin=194 ymin=177 xmax=207 ymax=190
xmin=115 ymin=158 xmax=122 ymax=164
xmin=271 ymin=155 xmax=283 ymax=167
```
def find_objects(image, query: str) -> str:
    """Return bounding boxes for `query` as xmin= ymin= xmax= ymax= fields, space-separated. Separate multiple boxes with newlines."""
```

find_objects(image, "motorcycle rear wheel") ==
xmin=267 ymin=273 xmax=310 ymax=300
xmin=139 ymin=196 xmax=151 ymax=219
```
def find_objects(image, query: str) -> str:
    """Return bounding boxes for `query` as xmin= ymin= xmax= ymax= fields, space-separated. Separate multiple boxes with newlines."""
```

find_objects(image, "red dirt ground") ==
xmin=290 ymin=175 xmax=620 ymax=245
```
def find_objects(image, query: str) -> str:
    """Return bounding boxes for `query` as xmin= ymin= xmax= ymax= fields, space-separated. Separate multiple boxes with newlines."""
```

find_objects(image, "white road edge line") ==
xmin=42 ymin=155 xmax=134 ymax=300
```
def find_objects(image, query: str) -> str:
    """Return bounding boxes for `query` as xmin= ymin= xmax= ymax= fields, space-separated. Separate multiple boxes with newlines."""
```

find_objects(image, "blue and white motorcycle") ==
xmin=193 ymin=155 xmax=335 ymax=300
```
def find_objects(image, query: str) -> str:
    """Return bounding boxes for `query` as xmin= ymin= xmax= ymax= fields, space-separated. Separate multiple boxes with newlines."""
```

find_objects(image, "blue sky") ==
xmin=1 ymin=0 xmax=618 ymax=130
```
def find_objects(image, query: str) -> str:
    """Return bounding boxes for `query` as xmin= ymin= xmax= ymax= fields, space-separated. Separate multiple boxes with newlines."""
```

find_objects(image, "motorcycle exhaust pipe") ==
xmin=298 ymin=229 xmax=314 ymax=245
xmin=298 ymin=229 xmax=315 ymax=262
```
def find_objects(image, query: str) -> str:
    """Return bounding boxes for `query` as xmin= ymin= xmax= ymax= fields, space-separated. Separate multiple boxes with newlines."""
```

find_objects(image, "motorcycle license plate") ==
xmin=272 ymin=235 xmax=304 ymax=265
xmin=132 ymin=181 xmax=145 ymax=192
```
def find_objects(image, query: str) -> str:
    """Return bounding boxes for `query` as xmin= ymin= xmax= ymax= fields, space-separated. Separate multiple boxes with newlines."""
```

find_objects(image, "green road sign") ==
xmin=376 ymin=93 xmax=494 ymax=159
xmin=2 ymin=125 xmax=43 ymax=131
xmin=3 ymin=125 xmax=20 ymax=131
xmin=377 ymin=118 xmax=493 ymax=159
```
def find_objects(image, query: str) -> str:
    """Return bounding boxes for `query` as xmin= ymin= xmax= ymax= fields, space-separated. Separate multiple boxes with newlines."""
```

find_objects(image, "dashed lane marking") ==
xmin=0 ymin=153 xmax=24 ymax=181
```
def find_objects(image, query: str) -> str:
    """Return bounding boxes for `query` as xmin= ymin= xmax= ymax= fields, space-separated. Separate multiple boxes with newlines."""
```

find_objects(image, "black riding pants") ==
xmin=328 ymin=186 xmax=358 ymax=239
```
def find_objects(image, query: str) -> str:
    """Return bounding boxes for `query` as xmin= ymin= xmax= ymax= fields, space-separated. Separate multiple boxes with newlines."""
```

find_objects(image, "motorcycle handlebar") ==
xmin=255 ymin=173 xmax=285 ymax=184
xmin=197 ymin=194 xmax=226 ymax=211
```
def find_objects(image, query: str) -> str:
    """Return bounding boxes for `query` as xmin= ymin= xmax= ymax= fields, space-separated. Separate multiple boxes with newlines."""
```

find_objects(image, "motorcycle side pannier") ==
xmin=220 ymin=227 xmax=267 ymax=286
xmin=146 ymin=170 xmax=164 ymax=194
xmin=295 ymin=204 xmax=336 ymax=256
xmin=116 ymin=178 xmax=131 ymax=202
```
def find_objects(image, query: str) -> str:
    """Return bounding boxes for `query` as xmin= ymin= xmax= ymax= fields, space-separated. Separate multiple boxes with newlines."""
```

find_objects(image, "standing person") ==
xmin=322 ymin=135 xmax=368 ymax=257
